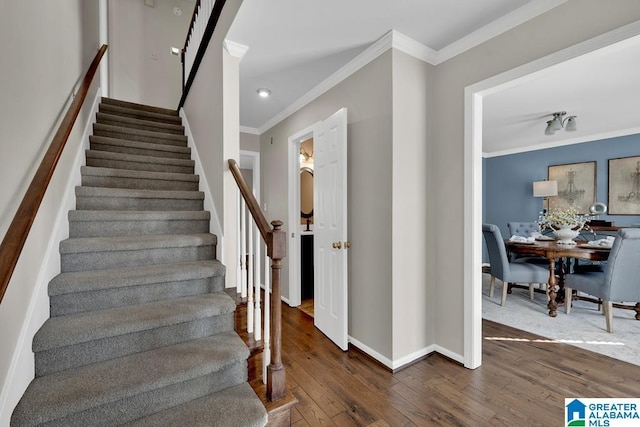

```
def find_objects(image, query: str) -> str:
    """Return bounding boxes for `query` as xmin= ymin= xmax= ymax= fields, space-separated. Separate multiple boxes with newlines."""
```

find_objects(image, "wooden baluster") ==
xmin=263 ymin=242 xmax=270 ymax=383
xmin=240 ymin=197 xmax=247 ymax=299
xmin=236 ymin=190 xmax=242 ymax=296
xmin=247 ymin=204 xmax=254 ymax=334
xmin=267 ymin=220 xmax=286 ymax=401
xmin=254 ymin=219 xmax=262 ymax=341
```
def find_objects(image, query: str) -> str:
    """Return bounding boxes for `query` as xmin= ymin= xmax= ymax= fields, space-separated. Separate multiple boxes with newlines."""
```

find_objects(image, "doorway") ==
xmin=463 ymin=24 xmax=640 ymax=369
xmin=299 ymin=137 xmax=315 ymax=318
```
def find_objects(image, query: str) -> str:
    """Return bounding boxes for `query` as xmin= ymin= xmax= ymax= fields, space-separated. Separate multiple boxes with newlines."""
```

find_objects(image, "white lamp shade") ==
xmin=533 ymin=180 xmax=558 ymax=197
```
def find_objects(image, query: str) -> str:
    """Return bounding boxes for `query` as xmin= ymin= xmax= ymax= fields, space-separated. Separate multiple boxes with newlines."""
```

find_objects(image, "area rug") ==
xmin=482 ymin=273 xmax=640 ymax=366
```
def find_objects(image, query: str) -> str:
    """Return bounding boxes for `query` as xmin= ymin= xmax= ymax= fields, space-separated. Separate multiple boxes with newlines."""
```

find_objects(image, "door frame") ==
xmin=288 ymin=122 xmax=321 ymax=307
xmin=463 ymin=23 xmax=640 ymax=369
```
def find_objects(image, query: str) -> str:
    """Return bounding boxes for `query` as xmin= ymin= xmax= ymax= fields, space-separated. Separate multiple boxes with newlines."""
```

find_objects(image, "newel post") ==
xmin=267 ymin=220 xmax=286 ymax=401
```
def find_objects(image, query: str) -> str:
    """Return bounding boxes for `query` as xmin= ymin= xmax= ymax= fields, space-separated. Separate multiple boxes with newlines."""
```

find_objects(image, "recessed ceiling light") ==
xmin=257 ymin=88 xmax=271 ymax=98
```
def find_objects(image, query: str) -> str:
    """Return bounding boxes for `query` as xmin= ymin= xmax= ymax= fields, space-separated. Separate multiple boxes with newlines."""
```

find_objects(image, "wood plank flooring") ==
xmin=256 ymin=302 xmax=640 ymax=426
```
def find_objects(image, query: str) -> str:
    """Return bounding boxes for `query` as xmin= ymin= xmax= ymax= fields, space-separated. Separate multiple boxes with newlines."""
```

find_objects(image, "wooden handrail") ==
xmin=228 ymin=158 xmax=287 ymax=401
xmin=178 ymin=0 xmax=227 ymax=110
xmin=0 ymin=44 xmax=108 ymax=304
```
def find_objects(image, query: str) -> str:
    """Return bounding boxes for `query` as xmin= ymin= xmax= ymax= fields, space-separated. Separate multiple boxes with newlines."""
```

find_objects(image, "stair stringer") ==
xmin=179 ymin=110 xmax=225 ymax=271
xmin=0 ymin=90 xmax=102 ymax=424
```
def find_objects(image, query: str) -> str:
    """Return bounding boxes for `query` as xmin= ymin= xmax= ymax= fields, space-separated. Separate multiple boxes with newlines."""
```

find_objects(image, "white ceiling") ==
xmin=227 ymin=0 xmax=640 ymax=155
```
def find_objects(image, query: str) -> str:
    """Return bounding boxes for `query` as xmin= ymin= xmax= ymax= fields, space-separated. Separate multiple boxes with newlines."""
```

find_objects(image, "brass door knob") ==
xmin=344 ymin=241 xmax=351 ymax=249
xmin=332 ymin=241 xmax=342 ymax=249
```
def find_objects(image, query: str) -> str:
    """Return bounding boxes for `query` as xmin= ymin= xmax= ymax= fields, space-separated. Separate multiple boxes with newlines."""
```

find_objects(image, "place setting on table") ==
xmin=503 ymin=207 xmax=616 ymax=317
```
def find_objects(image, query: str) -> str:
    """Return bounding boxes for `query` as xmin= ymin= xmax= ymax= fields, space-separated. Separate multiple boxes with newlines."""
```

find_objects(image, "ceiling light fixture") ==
xmin=257 ymin=88 xmax=271 ymax=98
xmin=545 ymin=111 xmax=577 ymax=135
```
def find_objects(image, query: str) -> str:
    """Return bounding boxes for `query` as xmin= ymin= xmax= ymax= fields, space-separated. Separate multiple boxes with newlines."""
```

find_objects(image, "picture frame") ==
xmin=608 ymin=155 xmax=640 ymax=215
xmin=547 ymin=161 xmax=596 ymax=214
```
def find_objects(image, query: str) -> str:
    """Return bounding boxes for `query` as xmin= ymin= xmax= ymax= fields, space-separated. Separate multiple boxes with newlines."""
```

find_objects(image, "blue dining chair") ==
xmin=564 ymin=228 xmax=640 ymax=333
xmin=483 ymin=224 xmax=550 ymax=306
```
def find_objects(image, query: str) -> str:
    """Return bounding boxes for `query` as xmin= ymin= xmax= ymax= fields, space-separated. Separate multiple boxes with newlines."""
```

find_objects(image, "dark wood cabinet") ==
xmin=301 ymin=234 xmax=314 ymax=300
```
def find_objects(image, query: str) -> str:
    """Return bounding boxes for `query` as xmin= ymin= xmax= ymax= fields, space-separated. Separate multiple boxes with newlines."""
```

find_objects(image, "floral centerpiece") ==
xmin=537 ymin=207 xmax=592 ymax=245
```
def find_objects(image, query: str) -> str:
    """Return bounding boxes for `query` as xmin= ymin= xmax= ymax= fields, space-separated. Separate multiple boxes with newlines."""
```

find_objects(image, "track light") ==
xmin=545 ymin=111 xmax=577 ymax=135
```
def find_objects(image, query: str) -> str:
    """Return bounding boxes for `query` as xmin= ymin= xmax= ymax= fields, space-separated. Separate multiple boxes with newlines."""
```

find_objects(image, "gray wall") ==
xmin=433 ymin=0 xmax=640 ymax=355
xmin=0 ymin=1 xmax=101 ymax=421
xmin=260 ymin=51 xmax=394 ymax=359
xmin=240 ymin=132 xmax=260 ymax=151
xmin=108 ymin=0 xmax=193 ymax=109
xmin=484 ymin=133 xmax=640 ymax=242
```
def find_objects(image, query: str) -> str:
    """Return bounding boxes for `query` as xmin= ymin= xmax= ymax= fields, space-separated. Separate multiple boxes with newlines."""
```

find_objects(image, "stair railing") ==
xmin=0 ymin=44 xmax=108 ymax=304
xmin=178 ymin=0 xmax=227 ymax=109
xmin=229 ymin=159 xmax=287 ymax=402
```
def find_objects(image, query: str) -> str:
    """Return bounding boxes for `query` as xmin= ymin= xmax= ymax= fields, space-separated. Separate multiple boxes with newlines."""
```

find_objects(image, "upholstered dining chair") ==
xmin=482 ymin=224 xmax=550 ymax=306
xmin=507 ymin=221 xmax=539 ymax=238
xmin=564 ymin=228 xmax=640 ymax=333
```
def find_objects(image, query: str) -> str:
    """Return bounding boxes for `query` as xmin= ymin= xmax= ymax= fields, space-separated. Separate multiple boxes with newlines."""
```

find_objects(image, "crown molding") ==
xmin=224 ymin=39 xmax=249 ymax=60
xmin=258 ymin=30 xmax=394 ymax=134
xmin=436 ymin=0 xmax=568 ymax=64
xmin=239 ymin=125 xmax=259 ymax=135
xmin=252 ymin=0 xmax=569 ymax=133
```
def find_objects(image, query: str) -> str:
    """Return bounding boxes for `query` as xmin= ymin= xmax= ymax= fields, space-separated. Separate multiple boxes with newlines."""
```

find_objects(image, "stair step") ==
xmin=60 ymin=233 xmax=216 ymax=272
xmin=69 ymin=209 xmax=210 ymax=237
xmin=99 ymin=103 xmax=183 ymax=125
xmin=86 ymin=149 xmax=194 ymax=174
xmin=101 ymin=97 xmax=179 ymax=117
xmin=81 ymin=166 xmax=199 ymax=191
xmin=93 ymin=123 xmax=187 ymax=147
xmin=49 ymin=260 xmax=226 ymax=316
xmin=12 ymin=332 xmax=249 ymax=426
xmin=34 ymin=293 xmax=236 ymax=375
xmin=75 ymin=186 xmax=204 ymax=211
xmin=126 ymin=382 xmax=267 ymax=427
xmin=90 ymin=135 xmax=191 ymax=159
xmin=96 ymin=112 xmax=185 ymax=135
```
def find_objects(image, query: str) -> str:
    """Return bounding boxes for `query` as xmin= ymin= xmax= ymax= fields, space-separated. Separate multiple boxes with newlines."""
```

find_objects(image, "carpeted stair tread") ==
xmin=81 ymin=166 xmax=199 ymax=191
xmin=101 ymin=97 xmax=179 ymax=117
xmin=69 ymin=209 xmax=209 ymax=223
xmin=125 ymin=382 xmax=267 ymax=427
xmin=12 ymin=332 xmax=249 ymax=426
xmin=81 ymin=166 xmax=199 ymax=183
xmin=75 ymin=186 xmax=204 ymax=211
xmin=33 ymin=293 xmax=236 ymax=352
xmin=75 ymin=186 xmax=204 ymax=201
xmin=93 ymin=123 xmax=187 ymax=146
xmin=86 ymin=149 xmax=195 ymax=173
xmin=96 ymin=112 xmax=185 ymax=135
xmin=49 ymin=260 xmax=225 ymax=297
xmin=90 ymin=134 xmax=190 ymax=154
xmin=99 ymin=103 xmax=183 ymax=125
xmin=60 ymin=233 xmax=216 ymax=254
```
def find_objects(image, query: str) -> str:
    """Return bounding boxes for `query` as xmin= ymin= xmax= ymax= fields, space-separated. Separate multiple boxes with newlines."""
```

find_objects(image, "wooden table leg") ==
xmin=547 ymin=258 xmax=558 ymax=317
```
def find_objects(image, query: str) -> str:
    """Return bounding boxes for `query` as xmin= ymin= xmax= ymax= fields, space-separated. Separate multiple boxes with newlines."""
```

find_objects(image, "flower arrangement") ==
xmin=538 ymin=207 xmax=592 ymax=232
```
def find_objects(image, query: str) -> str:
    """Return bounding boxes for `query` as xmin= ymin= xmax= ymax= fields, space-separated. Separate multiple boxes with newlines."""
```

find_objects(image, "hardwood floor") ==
xmin=249 ymin=302 xmax=640 ymax=426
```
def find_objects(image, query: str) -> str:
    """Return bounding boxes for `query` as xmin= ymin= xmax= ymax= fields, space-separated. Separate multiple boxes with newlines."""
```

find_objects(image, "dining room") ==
xmin=480 ymin=35 xmax=640 ymax=367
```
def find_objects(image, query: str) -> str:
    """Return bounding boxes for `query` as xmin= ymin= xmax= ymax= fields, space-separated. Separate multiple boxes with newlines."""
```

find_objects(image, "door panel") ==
xmin=314 ymin=108 xmax=348 ymax=350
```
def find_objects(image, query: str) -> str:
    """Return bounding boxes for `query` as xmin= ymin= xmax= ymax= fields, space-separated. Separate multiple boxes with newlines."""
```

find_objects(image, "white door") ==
xmin=314 ymin=108 xmax=348 ymax=350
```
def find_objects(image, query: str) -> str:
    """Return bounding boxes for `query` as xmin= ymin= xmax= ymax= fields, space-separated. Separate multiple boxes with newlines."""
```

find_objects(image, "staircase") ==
xmin=11 ymin=98 xmax=267 ymax=426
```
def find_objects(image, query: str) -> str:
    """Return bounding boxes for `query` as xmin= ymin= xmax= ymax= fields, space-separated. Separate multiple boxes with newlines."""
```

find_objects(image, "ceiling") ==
xmin=227 ymin=0 xmax=640 ymax=155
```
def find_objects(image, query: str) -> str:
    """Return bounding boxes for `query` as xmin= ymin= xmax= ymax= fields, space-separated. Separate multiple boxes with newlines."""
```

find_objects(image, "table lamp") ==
xmin=533 ymin=180 xmax=558 ymax=213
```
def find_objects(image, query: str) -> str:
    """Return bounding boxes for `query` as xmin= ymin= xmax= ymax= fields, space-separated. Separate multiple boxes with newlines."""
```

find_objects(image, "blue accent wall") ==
xmin=483 ymin=133 xmax=640 ymax=250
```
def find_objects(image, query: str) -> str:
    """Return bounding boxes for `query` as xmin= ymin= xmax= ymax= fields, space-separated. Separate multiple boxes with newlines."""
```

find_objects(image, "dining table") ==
xmin=504 ymin=239 xmax=611 ymax=317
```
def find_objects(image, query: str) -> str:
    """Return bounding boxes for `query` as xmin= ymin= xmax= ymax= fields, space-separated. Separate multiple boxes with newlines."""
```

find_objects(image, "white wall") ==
xmin=391 ymin=50 xmax=435 ymax=363
xmin=240 ymin=132 xmax=260 ymax=151
xmin=108 ymin=0 xmax=193 ymax=109
xmin=182 ymin=0 xmax=244 ymax=288
xmin=0 ymin=1 xmax=101 ymax=422
xmin=260 ymin=51 xmax=395 ymax=360
xmin=432 ymin=0 xmax=640 ymax=355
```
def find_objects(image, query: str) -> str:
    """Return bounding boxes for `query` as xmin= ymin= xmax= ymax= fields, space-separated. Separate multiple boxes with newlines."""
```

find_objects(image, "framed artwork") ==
xmin=547 ymin=161 xmax=596 ymax=214
xmin=608 ymin=155 xmax=640 ymax=215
